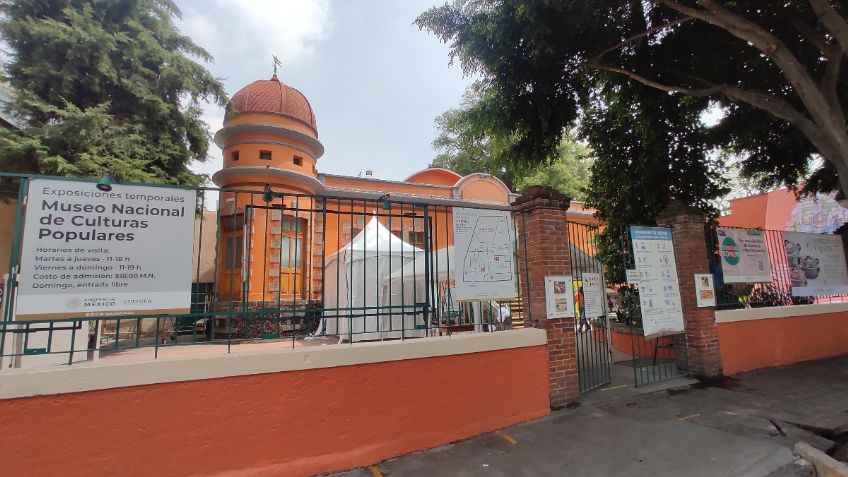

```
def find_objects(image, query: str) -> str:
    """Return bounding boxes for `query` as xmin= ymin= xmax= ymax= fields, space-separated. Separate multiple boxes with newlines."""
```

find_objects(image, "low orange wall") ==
xmin=596 ymin=327 xmax=676 ymax=360
xmin=0 ymin=346 xmax=549 ymax=477
xmin=717 ymin=310 xmax=848 ymax=375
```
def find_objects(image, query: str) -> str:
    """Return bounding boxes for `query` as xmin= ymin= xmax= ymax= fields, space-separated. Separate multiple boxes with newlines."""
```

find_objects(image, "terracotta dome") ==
xmin=227 ymin=74 xmax=317 ymax=129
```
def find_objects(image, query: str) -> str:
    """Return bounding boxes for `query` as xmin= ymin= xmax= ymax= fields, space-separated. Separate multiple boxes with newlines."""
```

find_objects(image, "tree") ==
xmin=431 ymin=83 xmax=594 ymax=199
xmin=0 ymin=0 xmax=227 ymax=187
xmin=431 ymin=87 xmax=518 ymax=189
xmin=583 ymin=82 xmax=727 ymax=283
xmin=416 ymin=0 xmax=848 ymax=197
xmin=418 ymin=1 xmax=729 ymax=283
xmin=513 ymin=135 xmax=594 ymax=201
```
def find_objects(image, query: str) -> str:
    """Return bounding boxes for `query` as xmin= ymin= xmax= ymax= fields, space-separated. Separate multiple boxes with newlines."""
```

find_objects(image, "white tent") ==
xmin=381 ymin=245 xmax=453 ymax=332
xmin=382 ymin=246 xmax=493 ymax=332
xmin=319 ymin=217 xmax=425 ymax=342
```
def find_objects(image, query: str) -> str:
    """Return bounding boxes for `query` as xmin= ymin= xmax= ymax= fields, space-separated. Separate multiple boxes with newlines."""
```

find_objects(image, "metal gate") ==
xmin=567 ymin=221 xmax=611 ymax=393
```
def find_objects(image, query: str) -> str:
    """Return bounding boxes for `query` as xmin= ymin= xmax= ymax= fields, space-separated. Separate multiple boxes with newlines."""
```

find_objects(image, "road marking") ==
xmin=369 ymin=465 xmax=383 ymax=477
xmin=678 ymin=412 xmax=700 ymax=421
xmin=602 ymin=384 xmax=628 ymax=391
xmin=495 ymin=430 xmax=518 ymax=445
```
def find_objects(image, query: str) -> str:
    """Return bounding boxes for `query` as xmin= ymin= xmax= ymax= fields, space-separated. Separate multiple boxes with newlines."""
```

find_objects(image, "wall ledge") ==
xmin=716 ymin=302 xmax=848 ymax=324
xmin=0 ymin=328 xmax=546 ymax=400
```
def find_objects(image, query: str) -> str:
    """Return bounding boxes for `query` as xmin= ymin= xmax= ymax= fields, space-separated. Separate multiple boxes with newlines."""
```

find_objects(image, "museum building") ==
xmin=210 ymin=72 xmax=522 ymax=306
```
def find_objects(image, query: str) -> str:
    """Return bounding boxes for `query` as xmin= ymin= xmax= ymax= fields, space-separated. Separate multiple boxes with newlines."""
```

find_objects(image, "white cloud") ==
xmin=180 ymin=0 xmax=331 ymax=69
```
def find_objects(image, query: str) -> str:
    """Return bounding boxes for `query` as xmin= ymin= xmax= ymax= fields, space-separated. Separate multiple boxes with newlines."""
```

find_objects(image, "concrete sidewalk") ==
xmin=334 ymin=355 xmax=848 ymax=477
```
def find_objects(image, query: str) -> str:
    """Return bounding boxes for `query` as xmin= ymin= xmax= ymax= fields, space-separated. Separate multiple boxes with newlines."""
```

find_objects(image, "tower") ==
xmin=212 ymin=72 xmax=323 ymax=303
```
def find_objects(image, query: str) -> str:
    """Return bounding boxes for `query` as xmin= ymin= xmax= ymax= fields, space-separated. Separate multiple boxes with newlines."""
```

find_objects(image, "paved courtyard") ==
xmin=334 ymin=355 xmax=848 ymax=477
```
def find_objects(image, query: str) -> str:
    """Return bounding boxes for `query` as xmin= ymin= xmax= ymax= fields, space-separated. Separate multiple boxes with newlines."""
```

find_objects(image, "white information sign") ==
xmin=581 ymin=272 xmax=605 ymax=318
xmin=15 ymin=179 xmax=196 ymax=321
xmin=694 ymin=274 xmax=716 ymax=308
xmin=545 ymin=275 xmax=574 ymax=319
xmin=630 ymin=227 xmax=684 ymax=337
xmin=716 ymin=227 xmax=772 ymax=283
xmin=783 ymin=231 xmax=848 ymax=296
xmin=625 ymin=269 xmax=639 ymax=285
xmin=453 ymin=208 xmax=518 ymax=301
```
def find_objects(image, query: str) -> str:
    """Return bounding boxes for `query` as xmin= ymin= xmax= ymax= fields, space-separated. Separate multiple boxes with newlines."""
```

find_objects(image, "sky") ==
xmin=176 ymin=0 xmax=473 ymax=184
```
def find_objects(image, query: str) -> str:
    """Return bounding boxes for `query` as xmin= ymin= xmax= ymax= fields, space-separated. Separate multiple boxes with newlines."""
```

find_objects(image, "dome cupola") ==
xmin=226 ymin=74 xmax=317 ymax=131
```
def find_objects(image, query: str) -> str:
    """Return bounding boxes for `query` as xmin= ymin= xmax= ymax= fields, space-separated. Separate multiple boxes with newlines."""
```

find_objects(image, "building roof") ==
xmin=227 ymin=74 xmax=317 ymax=130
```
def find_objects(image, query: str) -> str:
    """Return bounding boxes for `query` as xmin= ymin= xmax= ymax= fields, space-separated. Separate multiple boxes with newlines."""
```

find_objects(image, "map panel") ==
xmin=453 ymin=208 xmax=517 ymax=301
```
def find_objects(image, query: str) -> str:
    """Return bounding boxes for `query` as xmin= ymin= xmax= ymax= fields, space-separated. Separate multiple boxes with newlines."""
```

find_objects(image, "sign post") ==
xmin=14 ymin=179 xmax=196 ymax=321
xmin=630 ymin=226 xmax=684 ymax=337
xmin=453 ymin=208 xmax=518 ymax=301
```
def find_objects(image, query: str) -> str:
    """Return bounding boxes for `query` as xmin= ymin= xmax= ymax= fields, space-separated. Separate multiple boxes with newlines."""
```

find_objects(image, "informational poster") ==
xmin=15 ymin=179 xmax=196 ymax=321
xmin=625 ymin=269 xmax=639 ymax=285
xmin=783 ymin=231 xmax=848 ymax=296
xmin=630 ymin=227 xmax=685 ymax=337
xmin=716 ymin=227 xmax=772 ymax=283
xmin=453 ymin=208 xmax=518 ymax=301
xmin=694 ymin=274 xmax=716 ymax=307
xmin=545 ymin=275 xmax=574 ymax=319
xmin=581 ymin=272 xmax=605 ymax=318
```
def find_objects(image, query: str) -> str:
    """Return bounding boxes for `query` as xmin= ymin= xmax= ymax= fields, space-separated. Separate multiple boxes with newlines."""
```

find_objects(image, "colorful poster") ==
xmin=581 ymin=272 xmax=605 ymax=318
xmin=630 ymin=226 xmax=684 ymax=337
xmin=783 ymin=232 xmax=848 ymax=296
xmin=545 ymin=275 xmax=574 ymax=319
xmin=453 ymin=208 xmax=517 ymax=301
xmin=15 ymin=179 xmax=196 ymax=321
xmin=694 ymin=274 xmax=716 ymax=308
xmin=716 ymin=227 xmax=772 ymax=283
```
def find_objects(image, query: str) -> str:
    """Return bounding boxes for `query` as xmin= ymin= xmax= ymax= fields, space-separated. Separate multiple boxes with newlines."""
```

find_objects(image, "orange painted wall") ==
xmin=226 ymin=112 xmax=318 ymax=139
xmin=459 ymin=178 xmax=509 ymax=203
xmin=596 ymin=327 xmax=676 ymax=360
xmin=406 ymin=168 xmax=462 ymax=186
xmin=0 ymin=346 xmax=550 ymax=477
xmin=324 ymin=175 xmax=455 ymax=198
xmin=718 ymin=189 xmax=799 ymax=230
xmin=719 ymin=193 xmax=770 ymax=228
xmin=717 ymin=311 xmax=848 ymax=375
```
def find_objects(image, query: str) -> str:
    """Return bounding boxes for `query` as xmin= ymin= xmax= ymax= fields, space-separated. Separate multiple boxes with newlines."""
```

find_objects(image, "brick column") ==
xmin=513 ymin=186 xmax=579 ymax=408
xmin=656 ymin=201 xmax=722 ymax=379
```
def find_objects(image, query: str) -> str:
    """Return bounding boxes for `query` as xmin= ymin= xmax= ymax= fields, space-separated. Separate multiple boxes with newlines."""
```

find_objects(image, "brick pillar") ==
xmin=513 ymin=186 xmax=579 ymax=409
xmin=656 ymin=201 xmax=722 ymax=379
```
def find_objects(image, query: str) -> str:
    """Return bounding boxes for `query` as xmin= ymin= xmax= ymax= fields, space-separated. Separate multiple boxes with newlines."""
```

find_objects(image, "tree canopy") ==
xmin=416 ymin=0 xmax=848 ymax=197
xmin=430 ymin=83 xmax=594 ymax=200
xmin=0 ymin=0 xmax=227 ymax=187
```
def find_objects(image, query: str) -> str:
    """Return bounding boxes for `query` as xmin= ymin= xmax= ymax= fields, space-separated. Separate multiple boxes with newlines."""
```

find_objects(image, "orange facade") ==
xmin=717 ymin=310 xmax=848 ymax=375
xmin=0 ymin=346 xmax=550 ymax=477
xmin=210 ymin=74 xmax=516 ymax=304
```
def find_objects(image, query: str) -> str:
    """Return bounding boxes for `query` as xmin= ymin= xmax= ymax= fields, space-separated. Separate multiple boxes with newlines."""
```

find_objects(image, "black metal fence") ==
xmin=0 ymin=173 xmax=528 ymax=368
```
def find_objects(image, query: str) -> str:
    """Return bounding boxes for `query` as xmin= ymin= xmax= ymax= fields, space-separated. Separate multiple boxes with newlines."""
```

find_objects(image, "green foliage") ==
xmin=584 ymin=84 xmax=727 ymax=284
xmin=514 ymin=138 xmax=594 ymax=201
xmin=0 ymin=0 xmax=227 ymax=187
xmin=615 ymin=285 xmax=641 ymax=328
xmin=418 ymin=1 xmax=740 ymax=283
xmin=417 ymin=0 xmax=848 ymax=196
xmin=430 ymin=85 xmax=518 ymax=189
xmin=431 ymin=83 xmax=594 ymax=199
